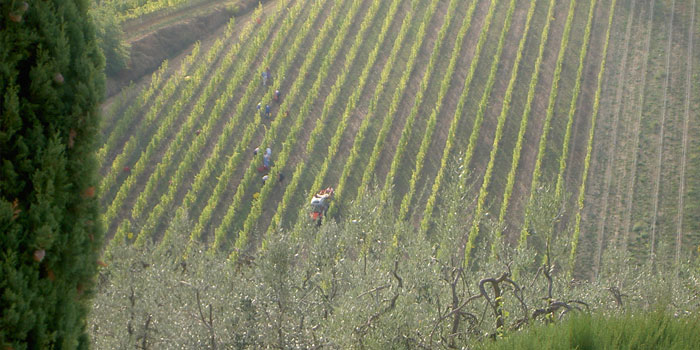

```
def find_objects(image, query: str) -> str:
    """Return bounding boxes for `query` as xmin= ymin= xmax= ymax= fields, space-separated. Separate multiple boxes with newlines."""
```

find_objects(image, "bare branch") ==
xmin=196 ymin=290 xmax=209 ymax=330
xmin=608 ymin=286 xmax=626 ymax=308
xmin=353 ymin=260 xmax=403 ymax=337
xmin=195 ymin=289 xmax=216 ymax=349
xmin=136 ymin=314 xmax=152 ymax=350
xmin=358 ymin=284 xmax=391 ymax=298
xmin=501 ymin=276 xmax=529 ymax=320
xmin=531 ymin=300 xmax=583 ymax=321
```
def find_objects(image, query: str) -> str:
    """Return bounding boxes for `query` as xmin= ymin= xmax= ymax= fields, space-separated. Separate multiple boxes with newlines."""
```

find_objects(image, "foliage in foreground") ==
xmin=1 ymin=0 xmax=105 ymax=348
xmin=90 ymin=174 xmax=700 ymax=349
xmin=478 ymin=311 xmax=700 ymax=350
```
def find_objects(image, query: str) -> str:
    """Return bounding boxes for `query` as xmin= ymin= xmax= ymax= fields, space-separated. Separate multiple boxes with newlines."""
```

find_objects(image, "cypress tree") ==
xmin=1 ymin=0 xmax=105 ymax=348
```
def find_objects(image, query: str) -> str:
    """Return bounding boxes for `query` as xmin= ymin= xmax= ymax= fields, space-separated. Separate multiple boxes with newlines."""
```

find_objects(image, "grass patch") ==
xmin=479 ymin=311 xmax=700 ymax=350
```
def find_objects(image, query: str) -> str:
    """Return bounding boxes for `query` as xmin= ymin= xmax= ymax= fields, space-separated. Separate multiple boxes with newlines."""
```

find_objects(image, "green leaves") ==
xmin=273 ymin=0 xmax=414 ymax=241
xmin=394 ymin=0 xmax=472 ymax=224
xmin=570 ymin=0 xmax=617 ymax=276
xmin=421 ymin=0 xmax=499 ymax=234
xmin=1 ymin=0 xmax=104 ymax=346
xmin=463 ymin=0 xmax=518 ymax=268
xmin=498 ymin=0 xmax=556 ymax=252
xmin=329 ymin=0 xmax=440 ymax=219
xmin=212 ymin=0 xmax=344 ymax=254
xmin=471 ymin=0 xmax=538 ymax=261
xmin=264 ymin=0 xmax=394 ymax=246
xmin=518 ymin=0 xmax=578 ymax=251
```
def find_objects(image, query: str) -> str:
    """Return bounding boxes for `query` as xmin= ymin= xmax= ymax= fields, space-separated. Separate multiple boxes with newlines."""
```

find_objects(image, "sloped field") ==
xmin=100 ymin=0 xmax=700 ymax=277
xmin=580 ymin=0 xmax=700 ymax=278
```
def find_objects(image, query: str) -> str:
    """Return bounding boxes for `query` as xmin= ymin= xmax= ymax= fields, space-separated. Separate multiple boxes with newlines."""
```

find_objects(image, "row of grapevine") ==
xmin=621 ymin=0 xmax=656 ymax=254
xmin=99 ymin=61 xmax=168 ymax=145
xmin=360 ymin=0 xmax=463 ymax=217
xmin=101 ymin=39 xmax=210 ymax=228
xmin=156 ymin=0 xmax=308 ymax=253
xmin=102 ymin=26 xmax=240 ymax=168
xmin=181 ymin=0 xmax=325 ymax=255
xmin=628 ymin=0 xmax=699 ymax=269
xmin=465 ymin=0 xmax=537 ymax=261
xmin=196 ymin=3 xmax=344 ymax=251
xmin=103 ymin=10 xmax=260 ymax=226
xmin=131 ymin=0 xmax=298 ymax=247
xmin=420 ymin=0 xmax=500 ymax=235
xmin=547 ymin=0 xmax=599 ymax=270
xmin=101 ymin=14 xmax=237 ymax=164
xmin=380 ymin=0 xmax=478 ymax=218
xmin=97 ymin=45 xmax=191 ymax=170
xmin=285 ymin=0 xmax=426 ymax=232
xmin=126 ymin=3 xmax=275 ymax=226
xmin=553 ymin=0 xmax=600 ymax=201
xmin=569 ymin=0 xmax=617 ymax=276
xmin=647 ymin=0 xmax=677 ymax=266
xmin=104 ymin=5 xmax=276 ymax=254
xmin=209 ymin=0 xmax=353 ymax=253
xmin=98 ymin=42 xmax=203 ymax=203
xmin=327 ymin=0 xmax=443 ymax=218
xmin=98 ymin=63 xmax=182 ymax=196
xmin=361 ymin=1 xmax=469 ymax=211
xmin=591 ymin=0 xmax=636 ymax=280
xmin=606 ymin=0 xmax=660 ymax=260
xmin=460 ymin=0 xmax=519 ymax=267
xmin=393 ymin=0 xmax=473 ymax=222
xmin=100 ymin=85 xmax=133 ymax=137
xmin=266 ymin=0 xmax=417 ymax=239
xmin=517 ymin=0 xmax=578 ymax=250
xmin=256 ymin=0 xmax=400 ymax=246
xmin=231 ymin=0 xmax=385 ymax=260
xmin=676 ymin=0 xmax=696 ymax=268
xmin=352 ymin=0 xmax=462 ymax=257
xmin=100 ymin=16 xmax=242 ymax=205
xmin=458 ymin=0 xmax=516 ymax=183
xmin=98 ymin=60 xmax=175 ymax=180
xmin=496 ymin=0 xmax=557 ymax=248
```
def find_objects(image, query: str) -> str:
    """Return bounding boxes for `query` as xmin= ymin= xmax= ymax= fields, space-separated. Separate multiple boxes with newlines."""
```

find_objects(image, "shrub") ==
xmin=91 ymin=6 xmax=130 ymax=76
xmin=478 ymin=311 xmax=700 ymax=350
xmin=90 ymin=178 xmax=700 ymax=348
xmin=1 ymin=0 xmax=105 ymax=348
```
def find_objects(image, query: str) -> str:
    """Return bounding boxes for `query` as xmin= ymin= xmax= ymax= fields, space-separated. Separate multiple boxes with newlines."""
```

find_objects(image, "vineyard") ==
xmin=100 ymin=0 xmax=700 ymax=277
xmin=94 ymin=0 xmax=222 ymax=23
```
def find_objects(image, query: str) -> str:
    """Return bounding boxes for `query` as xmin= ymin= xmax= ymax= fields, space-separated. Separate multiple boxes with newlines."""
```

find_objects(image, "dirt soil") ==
xmin=105 ymin=0 xmax=274 ymax=98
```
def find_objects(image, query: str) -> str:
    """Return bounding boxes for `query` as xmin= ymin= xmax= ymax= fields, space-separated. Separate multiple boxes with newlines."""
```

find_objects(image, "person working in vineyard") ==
xmin=257 ymin=148 xmax=272 ymax=172
xmin=263 ymin=148 xmax=271 ymax=168
xmin=310 ymin=187 xmax=333 ymax=226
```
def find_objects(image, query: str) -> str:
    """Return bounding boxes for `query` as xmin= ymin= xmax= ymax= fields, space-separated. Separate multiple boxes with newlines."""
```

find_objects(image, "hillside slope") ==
xmin=100 ymin=0 xmax=700 ymax=277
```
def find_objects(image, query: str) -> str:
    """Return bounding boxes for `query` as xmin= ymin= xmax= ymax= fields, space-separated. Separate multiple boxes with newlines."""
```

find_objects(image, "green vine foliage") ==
xmin=90 ymin=175 xmax=700 ymax=349
xmin=1 ymin=0 xmax=105 ymax=347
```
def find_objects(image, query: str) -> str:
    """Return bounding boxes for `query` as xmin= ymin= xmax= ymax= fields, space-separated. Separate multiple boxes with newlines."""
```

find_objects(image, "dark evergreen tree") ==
xmin=1 ymin=0 xmax=104 ymax=348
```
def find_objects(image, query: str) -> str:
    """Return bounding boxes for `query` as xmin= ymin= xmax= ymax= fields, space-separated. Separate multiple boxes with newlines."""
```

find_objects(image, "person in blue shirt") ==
xmin=263 ymin=148 xmax=271 ymax=168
